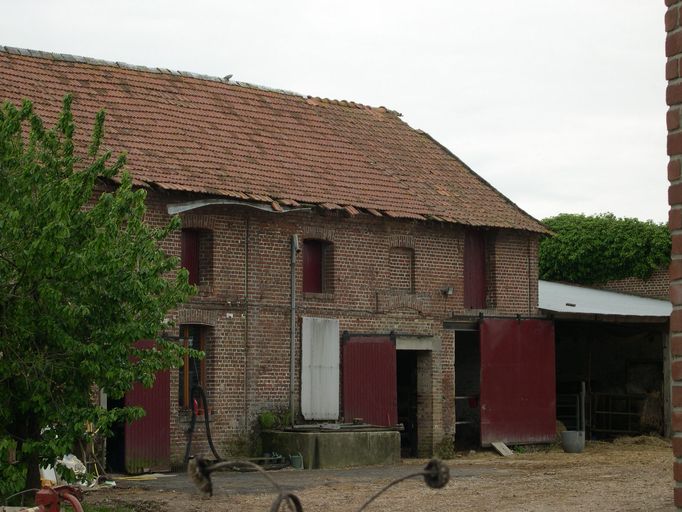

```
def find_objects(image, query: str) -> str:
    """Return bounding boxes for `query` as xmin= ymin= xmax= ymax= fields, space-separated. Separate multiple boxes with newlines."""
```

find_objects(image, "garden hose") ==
xmin=182 ymin=385 xmax=221 ymax=466
xmin=182 ymin=385 xmax=291 ymax=471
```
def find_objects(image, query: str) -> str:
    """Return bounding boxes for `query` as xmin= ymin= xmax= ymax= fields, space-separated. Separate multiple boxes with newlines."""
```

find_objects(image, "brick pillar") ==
xmin=668 ymin=0 xmax=682 ymax=508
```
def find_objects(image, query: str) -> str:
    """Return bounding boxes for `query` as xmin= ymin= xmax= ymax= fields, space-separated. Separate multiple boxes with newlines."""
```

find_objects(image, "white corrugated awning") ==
xmin=538 ymin=280 xmax=672 ymax=318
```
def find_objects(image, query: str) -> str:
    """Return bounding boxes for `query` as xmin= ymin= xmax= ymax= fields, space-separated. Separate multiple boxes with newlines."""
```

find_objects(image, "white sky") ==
xmin=0 ymin=1 xmax=669 ymax=222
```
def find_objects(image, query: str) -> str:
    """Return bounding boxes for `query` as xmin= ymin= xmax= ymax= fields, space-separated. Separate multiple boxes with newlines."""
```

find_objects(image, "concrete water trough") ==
xmin=261 ymin=425 xmax=401 ymax=469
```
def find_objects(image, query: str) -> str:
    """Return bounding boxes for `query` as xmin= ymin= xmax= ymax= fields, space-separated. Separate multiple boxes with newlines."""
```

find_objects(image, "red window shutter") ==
xmin=181 ymin=230 xmax=199 ymax=285
xmin=303 ymin=240 xmax=323 ymax=293
xmin=464 ymin=230 xmax=486 ymax=309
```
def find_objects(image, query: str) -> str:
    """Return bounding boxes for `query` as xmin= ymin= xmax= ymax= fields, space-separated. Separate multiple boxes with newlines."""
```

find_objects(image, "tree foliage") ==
xmin=0 ymin=97 xmax=194 ymax=497
xmin=539 ymin=213 xmax=671 ymax=285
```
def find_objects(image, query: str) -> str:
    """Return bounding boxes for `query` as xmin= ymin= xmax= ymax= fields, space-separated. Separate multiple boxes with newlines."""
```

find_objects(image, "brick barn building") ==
xmin=0 ymin=46 xmax=553 ymax=471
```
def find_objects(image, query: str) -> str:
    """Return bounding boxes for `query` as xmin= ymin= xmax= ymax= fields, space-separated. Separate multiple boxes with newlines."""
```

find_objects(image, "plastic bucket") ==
xmin=561 ymin=430 xmax=585 ymax=453
xmin=289 ymin=453 xmax=304 ymax=469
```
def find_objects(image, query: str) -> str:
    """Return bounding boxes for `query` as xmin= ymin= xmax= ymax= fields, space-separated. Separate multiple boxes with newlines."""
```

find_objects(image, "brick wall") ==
xmin=389 ymin=247 xmax=415 ymax=291
xmin=142 ymin=191 xmax=540 ymax=464
xmin=597 ymin=266 xmax=670 ymax=300
xmin=667 ymin=0 xmax=682 ymax=507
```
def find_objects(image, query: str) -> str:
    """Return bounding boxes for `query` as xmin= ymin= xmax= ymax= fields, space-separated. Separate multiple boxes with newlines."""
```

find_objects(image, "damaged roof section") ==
xmin=0 ymin=46 xmax=547 ymax=233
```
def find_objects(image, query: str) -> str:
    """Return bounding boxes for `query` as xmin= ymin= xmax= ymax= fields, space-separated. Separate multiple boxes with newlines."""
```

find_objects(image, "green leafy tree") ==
xmin=539 ymin=213 xmax=671 ymax=285
xmin=0 ymin=97 xmax=194 ymax=497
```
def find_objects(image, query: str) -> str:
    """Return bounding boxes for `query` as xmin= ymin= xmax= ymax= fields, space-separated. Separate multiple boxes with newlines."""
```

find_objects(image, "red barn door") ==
xmin=479 ymin=319 xmax=555 ymax=446
xmin=343 ymin=336 xmax=397 ymax=426
xmin=124 ymin=340 xmax=170 ymax=473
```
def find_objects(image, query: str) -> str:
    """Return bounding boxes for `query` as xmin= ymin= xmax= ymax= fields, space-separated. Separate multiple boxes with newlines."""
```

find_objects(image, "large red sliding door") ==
xmin=479 ymin=319 xmax=555 ymax=446
xmin=124 ymin=340 xmax=170 ymax=473
xmin=343 ymin=336 xmax=397 ymax=426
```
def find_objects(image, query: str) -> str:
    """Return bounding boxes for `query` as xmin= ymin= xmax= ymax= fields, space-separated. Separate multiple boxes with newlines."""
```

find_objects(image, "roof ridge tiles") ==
xmin=306 ymin=95 xmax=400 ymax=116
xmin=0 ymin=45 xmax=308 ymax=96
xmin=0 ymin=45 xmax=400 ymax=113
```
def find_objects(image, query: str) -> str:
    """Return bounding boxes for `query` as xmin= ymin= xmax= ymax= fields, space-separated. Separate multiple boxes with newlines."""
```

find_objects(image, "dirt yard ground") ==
xmin=85 ymin=436 xmax=674 ymax=512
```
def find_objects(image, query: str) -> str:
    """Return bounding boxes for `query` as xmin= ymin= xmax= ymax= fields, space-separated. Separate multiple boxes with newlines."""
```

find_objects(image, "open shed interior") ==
xmin=397 ymin=350 xmax=419 ymax=457
xmin=454 ymin=330 xmax=481 ymax=450
xmin=555 ymin=320 xmax=666 ymax=437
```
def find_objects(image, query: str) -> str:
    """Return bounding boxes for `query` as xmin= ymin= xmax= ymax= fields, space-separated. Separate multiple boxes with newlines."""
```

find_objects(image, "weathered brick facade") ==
xmin=597 ymin=266 xmax=670 ymax=300
xmin=143 ymin=191 xmax=541 ymax=465
xmin=668 ymin=0 xmax=682 ymax=507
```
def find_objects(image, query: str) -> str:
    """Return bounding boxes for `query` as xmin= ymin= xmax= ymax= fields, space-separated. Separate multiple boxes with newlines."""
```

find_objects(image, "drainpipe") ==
xmin=527 ymin=237 xmax=532 ymax=316
xmin=243 ymin=215 xmax=250 ymax=431
xmin=290 ymin=234 xmax=300 ymax=426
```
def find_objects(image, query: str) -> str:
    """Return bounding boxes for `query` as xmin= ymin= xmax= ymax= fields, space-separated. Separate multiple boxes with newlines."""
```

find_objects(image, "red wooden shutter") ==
xmin=181 ymin=230 xmax=200 ymax=285
xmin=343 ymin=336 xmax=397 ymax=426
xmin=303 ymin=240 xmax=323 ymax=293
xmin=464 ymin=230 xmax=486 ymax=309
xmin=479 ymin=319 xmax=555 ymax=445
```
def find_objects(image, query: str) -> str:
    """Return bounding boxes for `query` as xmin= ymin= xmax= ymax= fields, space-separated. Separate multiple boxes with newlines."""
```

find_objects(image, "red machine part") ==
xmin=33 ymin=486 xmax=84 ymax=512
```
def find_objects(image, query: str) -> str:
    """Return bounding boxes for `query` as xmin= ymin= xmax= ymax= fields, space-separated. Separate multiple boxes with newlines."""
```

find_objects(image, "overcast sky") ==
xmin=0 ymin=1 xmax=669 ymax=222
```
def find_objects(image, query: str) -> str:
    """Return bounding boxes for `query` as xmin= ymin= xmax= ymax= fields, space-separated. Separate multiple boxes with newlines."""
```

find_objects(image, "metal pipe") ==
xmin=527 ymin=237 xmax=532 ymax=315
xmin=290 ymin=234 xmax=299 ymax=426
xmin=188 ymin=457 xmax=304 ymax=510
xmin=243 ymin=215 xmax=250 ymax=432
xmin=357 ymin=459 xmax=449 ymax=511
xmin=580 ymin=381 xmax=586 ymax=432
xmin=188 ymin=456 xmax=448 ymax=511
xmin=62 ymin=492 xmax=84 ymax=512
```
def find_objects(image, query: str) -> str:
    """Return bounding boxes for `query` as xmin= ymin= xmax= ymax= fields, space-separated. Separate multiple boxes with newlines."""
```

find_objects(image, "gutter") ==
xmin=290 ymin=235 xmax=300 ymax=426
xmin=167 ymin=198 xmax=310 ymax=215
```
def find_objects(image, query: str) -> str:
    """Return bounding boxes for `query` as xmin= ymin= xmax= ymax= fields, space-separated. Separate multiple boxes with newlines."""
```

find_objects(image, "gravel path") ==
xmin=85 ymin=437 xmax=674 ymax=512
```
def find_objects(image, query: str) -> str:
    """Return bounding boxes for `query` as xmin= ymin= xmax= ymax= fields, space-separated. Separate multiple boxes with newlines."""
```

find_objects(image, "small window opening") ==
xmin=181 ymin=229 xmax=213 ymax=290
xmin=178 ymin=325 xmax=206 ymax=410
xmin=303 ymin=239 xmax=333 ymax=293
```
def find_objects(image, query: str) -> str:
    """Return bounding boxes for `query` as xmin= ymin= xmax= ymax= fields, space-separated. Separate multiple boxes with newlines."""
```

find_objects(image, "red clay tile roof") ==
xmin=0 ymin=46 xmax=547 ymax=233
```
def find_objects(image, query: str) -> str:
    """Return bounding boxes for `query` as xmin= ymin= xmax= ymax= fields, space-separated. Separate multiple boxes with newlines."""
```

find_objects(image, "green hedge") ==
xmin=539 ymin=213 xmax=670 ymax=285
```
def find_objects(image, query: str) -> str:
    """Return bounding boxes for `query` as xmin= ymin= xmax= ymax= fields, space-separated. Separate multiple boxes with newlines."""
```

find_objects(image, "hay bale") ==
xmin=613 ymin=434 xmax=669 ymax=447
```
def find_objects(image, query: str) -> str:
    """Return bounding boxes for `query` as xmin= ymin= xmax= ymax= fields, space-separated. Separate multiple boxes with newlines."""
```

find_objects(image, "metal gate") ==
xmin=124 ymin=340 xmax=170 ymax=473
xmin=342 ymin=336 xmax=397 ymax=426
xmin=479 ymin=319 xmax=555 ymax=445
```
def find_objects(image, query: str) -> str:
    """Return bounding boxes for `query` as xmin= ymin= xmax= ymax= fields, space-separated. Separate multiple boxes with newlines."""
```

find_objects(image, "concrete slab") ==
xmin=491 ymin=441 xmax=514 ymax=457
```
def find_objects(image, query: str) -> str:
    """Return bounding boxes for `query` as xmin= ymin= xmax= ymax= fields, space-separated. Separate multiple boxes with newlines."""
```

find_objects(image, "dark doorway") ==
xmin=454 ymin=330 xmax=480 ymax=450
xmin=555 ymin=320 xmax=665 ymax=437
xmin=106 ymin=396 xmax=125 ymax=473
xmin=397 ymin=350 xmax=418 ymax=457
